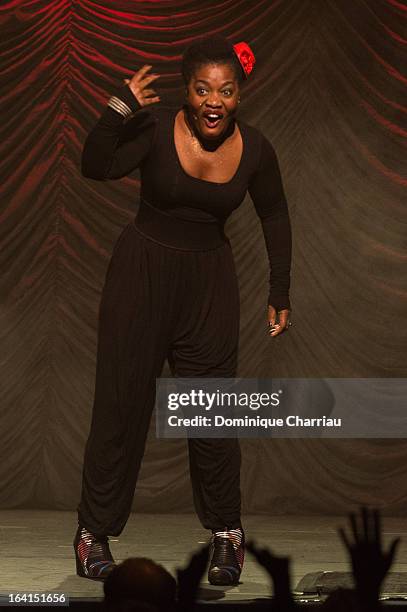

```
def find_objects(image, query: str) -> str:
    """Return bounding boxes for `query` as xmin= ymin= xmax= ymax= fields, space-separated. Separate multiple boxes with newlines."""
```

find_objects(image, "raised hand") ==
xmin=338 ymin=506 xmax=401 ymax=608
xmin=176 ymin=542 xmax=210 ymax=611
xmin=246 ymin=539 xmax=295 ymax=611
xmin=123 ymin=64 xmax=161 ymax=107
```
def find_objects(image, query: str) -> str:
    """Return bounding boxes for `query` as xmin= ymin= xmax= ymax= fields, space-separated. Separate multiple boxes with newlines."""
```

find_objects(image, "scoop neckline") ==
xmin=172 ymin=107 xmax=245 ymax=186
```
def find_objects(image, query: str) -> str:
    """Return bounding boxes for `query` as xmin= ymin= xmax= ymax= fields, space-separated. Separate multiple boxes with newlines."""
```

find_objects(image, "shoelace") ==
xmin=77 ymin=527 xmax=112 ymax=575
xmin=213 ymin=528 xmax=243 ymax=550
xmin=212 ymin=528 xmax=244 ymax=569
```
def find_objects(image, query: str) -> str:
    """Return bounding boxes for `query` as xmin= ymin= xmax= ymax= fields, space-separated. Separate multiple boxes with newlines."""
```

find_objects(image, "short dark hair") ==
xmin=181 ymin=34 xmax=244 ymax=86
xmin=104 ymin=557 xmax=176 ymax=612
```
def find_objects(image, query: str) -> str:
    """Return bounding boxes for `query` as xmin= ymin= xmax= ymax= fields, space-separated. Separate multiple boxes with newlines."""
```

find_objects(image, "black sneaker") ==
xmin=208 ymin=527 xmax=245 ymax=586
xmin=73 ymin=525 xmax=116 ymax=580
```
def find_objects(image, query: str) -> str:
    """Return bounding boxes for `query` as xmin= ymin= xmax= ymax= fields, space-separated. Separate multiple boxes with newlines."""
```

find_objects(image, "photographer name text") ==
xmin=167 ymin=415 xmax=342 ymax=429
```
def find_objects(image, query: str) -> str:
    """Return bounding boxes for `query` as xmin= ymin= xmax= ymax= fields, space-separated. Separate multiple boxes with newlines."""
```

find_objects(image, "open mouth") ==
xmin=202 ymin=112 xmax=224 ymax=129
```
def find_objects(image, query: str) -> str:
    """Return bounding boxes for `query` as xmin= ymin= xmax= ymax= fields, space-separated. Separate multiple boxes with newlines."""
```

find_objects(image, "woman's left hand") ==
xmin=268 ymin=305 xmax=291 ymax=337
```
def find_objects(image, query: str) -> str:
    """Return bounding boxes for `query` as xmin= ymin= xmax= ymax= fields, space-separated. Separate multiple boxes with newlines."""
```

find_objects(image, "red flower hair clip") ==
xmin=232 ymin=41 xmax=256 ymax=78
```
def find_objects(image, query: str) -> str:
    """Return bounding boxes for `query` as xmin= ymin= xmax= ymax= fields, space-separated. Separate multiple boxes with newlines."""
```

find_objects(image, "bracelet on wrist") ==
xmin=107 ymin=95 xmax=133 ymax=118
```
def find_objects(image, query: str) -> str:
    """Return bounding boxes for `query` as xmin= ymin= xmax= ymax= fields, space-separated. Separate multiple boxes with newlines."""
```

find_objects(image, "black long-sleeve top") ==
xmin=81 ymin=85 xmax=292 ymax=311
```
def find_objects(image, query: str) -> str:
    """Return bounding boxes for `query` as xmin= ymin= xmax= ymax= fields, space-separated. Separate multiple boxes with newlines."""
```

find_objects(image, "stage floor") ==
xmin=1 ymin=511 xmax=407 ymax=605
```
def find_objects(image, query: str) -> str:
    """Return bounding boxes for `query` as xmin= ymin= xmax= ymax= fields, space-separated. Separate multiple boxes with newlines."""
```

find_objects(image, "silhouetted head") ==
xmin=103 ymin=557 xmax=177 ymax=612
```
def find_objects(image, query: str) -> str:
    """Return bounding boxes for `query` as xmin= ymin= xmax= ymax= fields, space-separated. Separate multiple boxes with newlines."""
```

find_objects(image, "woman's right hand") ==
xmin=123 ymin=64 xmax=160 ymax=107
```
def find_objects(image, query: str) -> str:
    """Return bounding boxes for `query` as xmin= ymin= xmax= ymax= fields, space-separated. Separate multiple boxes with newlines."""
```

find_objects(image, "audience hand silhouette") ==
xmin=176 ymin=542 xmax=210 ymax=611
xmin=338 ymin=506 xmax=401 ymax=610
xmin=246 ymin=539 xmax=295 ymax=611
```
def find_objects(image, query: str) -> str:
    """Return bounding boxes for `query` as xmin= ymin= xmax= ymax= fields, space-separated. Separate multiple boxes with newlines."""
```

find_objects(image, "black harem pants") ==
xmin=77 ymin=199 xmax=242 ymax=538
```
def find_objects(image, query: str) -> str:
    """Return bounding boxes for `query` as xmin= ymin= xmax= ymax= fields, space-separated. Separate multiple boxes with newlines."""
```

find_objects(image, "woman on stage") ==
xmin=74 ymin=34 xmax=292 ymax=586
